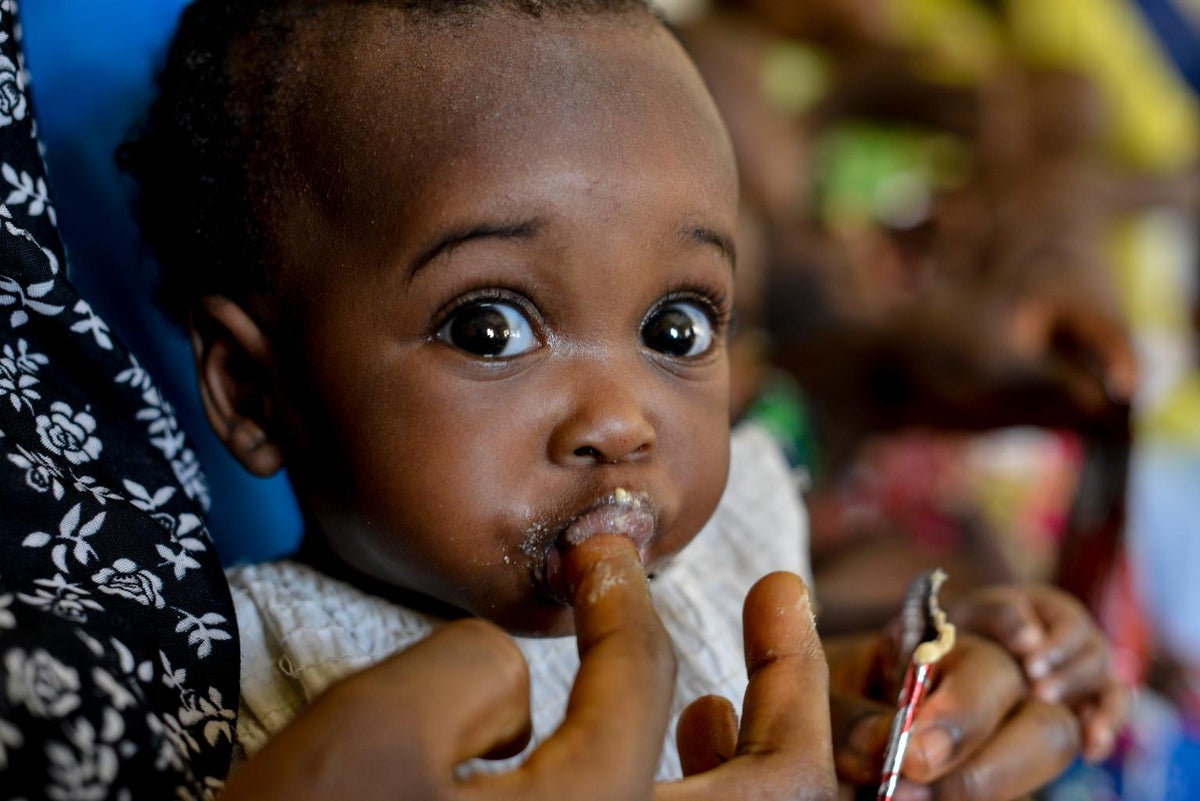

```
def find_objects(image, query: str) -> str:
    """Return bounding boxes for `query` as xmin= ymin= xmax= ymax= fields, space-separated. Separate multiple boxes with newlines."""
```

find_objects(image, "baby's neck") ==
xmin=293 ymin=531 xmax=471 ymax=622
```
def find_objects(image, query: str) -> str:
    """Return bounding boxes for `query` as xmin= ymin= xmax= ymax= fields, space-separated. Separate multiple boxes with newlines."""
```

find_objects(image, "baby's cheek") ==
xmin=685 ymin=440 xmax=731 ymax=529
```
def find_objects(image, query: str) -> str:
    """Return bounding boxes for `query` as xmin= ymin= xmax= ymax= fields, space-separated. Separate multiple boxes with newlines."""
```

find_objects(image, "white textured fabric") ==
xmin=229 ymin=422 xmax=810 ymax=780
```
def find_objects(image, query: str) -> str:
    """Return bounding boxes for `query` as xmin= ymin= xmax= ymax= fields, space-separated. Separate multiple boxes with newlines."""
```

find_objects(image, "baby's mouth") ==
xmin=538 ymin=488 xmax=656 ymax=605
xmin=561 ymin=488 xmax=655 ymax=548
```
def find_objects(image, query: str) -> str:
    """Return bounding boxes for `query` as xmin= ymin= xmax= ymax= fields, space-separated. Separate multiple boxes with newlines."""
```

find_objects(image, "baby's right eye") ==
xmin=436 ymin=300 xmax=538 ymax=358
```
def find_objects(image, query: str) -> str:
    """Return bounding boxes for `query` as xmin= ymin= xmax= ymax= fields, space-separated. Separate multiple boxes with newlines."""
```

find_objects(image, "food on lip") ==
xmin=561 ymin=487 xmax=655 ymax=548
xmin=533 ymin=488 xmax=657 ymax=607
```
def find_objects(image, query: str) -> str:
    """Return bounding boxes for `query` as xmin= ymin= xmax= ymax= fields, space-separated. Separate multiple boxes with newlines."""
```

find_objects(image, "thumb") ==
xmin=224 ymin=618 xmax=532 ymax=801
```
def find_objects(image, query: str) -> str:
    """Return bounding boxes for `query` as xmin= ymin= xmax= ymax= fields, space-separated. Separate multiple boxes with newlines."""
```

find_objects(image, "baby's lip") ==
xmin=542 ymin=488 xmax=656 ymax=604
xmin=560 ymin=488 xmax=655 ymax=551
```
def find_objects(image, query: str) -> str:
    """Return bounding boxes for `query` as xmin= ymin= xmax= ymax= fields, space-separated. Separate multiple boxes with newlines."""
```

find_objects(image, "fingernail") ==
xmin=894 ymin=779 xmax=932 ymax=801
xmin=560 ymin=535 xmax=642 ymax=603
xmin=1026 ymin=656 xmax=1051 ymax=680
xmin=912 ymin=724 xmax=958 ymax=770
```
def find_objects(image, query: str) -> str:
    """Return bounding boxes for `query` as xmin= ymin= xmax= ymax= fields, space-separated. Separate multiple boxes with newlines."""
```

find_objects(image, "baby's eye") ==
xmin=641 ymin=301 xmax=715 ymax=358
xmin=437 ymin=301 xmax=538 ymax=358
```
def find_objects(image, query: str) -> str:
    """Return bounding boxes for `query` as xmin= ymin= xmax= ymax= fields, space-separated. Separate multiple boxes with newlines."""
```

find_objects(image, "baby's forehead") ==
xmin=280 ymin=7 xmax=670 ymax=153
xmin=261 ymin=6 xmax=733 ymax=264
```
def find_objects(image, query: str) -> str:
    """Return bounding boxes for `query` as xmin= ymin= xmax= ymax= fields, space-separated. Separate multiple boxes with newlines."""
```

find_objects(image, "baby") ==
xmin=126 ymin=0 xmax=807 ymax=780
xmin=124 ymin=0 xmax=1121 ymax=794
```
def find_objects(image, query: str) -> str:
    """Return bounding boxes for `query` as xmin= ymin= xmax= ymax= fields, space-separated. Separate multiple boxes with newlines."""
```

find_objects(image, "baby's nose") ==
xmin=548 ymin=373 xmax=656 ymax=467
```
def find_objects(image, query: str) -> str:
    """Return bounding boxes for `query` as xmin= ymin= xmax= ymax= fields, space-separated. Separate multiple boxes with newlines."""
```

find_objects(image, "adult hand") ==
xmin=827 ymin=633 xmax=1082 ymax=801
xmin=223 ymin=537 xmax=838 ymax=800
xmin=952 ymin=583 xmax=1128 ymax=762
xmin=222 ymin=534 xmax=675 ymax=801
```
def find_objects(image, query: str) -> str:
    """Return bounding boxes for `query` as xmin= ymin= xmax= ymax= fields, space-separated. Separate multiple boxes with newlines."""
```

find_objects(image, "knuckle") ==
xmin=446 ymin=616 xmax=517 ymax=656
xmin=805 ymin=770 xmax=839 ymax=801
xmin=618 ymin=612 xmax=675 ymax=683
xmin=642 ymin=620 xmax=678 ymax=685
xmin=797 ymin=776 xmax=838 ymax=801
xmin=759 ymin=754 xmax=838 ymax=801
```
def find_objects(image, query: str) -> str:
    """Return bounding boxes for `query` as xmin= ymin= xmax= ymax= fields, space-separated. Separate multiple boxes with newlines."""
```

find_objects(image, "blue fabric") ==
xmin=22 ymin=1 xmax=303 ymax=564
xmin=1133 ymin=0 xmax=1200 ymax=94
xmin=1129 ymin=442 xmax=1200 ymax=666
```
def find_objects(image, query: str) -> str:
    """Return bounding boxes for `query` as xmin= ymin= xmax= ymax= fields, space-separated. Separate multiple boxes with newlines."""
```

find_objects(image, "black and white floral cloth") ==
xmin=0 ymin=2 xmax=238 ymax=798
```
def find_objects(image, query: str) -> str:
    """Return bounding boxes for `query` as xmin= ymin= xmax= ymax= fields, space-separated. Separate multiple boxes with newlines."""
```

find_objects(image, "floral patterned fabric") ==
xmin=0 ymin=3 xmax=238 ymax=798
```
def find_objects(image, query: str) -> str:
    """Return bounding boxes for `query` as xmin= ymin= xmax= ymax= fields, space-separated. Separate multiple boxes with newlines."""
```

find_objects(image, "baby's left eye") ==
xmin=640 ymin=301 xmax=715 ymax=358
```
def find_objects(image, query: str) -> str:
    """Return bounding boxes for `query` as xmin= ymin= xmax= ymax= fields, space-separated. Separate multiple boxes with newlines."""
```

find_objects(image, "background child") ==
xmin=123 ymin=0 xmax=1122 ymax=795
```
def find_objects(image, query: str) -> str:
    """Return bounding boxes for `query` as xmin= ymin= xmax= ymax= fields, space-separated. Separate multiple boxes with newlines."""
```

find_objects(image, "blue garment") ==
xmin=1134 ymin=0 xmax=1200 ymax=94
xmin=22 ymin=1 xmax=303 ymax=564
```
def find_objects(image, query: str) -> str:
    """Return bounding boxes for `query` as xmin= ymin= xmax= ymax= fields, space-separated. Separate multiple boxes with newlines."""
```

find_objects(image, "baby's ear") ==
xmin=189 ymin=295 xmax=285 ymax=477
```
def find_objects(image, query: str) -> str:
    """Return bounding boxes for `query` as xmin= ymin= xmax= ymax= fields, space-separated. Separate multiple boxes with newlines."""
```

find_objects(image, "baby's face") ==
xmin=266 ymin=9 xmax=738 ymax=634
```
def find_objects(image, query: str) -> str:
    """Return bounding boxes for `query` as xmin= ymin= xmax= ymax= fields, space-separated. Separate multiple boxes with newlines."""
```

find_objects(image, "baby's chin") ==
xmin=469 ymin=543 xmax=665 ymax=639
xmin=467 ymin=593 xmax=582 ymax=638
xmin=503 ymin=539 xmax=693 ymax=639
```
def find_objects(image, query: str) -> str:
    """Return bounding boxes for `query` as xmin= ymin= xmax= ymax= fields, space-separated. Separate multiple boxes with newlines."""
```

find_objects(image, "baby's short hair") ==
xmin=121 ymin=0 xmax=656 ymax=322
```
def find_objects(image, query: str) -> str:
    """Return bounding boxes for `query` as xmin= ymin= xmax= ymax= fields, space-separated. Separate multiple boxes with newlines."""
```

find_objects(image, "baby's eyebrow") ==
xmin=408 ymin=219 xmax=540 ymax=281
xmin=406 ymin=218 xmax=735 ymax=279
xmin=685 ymin=224 xmax=736 ymax=271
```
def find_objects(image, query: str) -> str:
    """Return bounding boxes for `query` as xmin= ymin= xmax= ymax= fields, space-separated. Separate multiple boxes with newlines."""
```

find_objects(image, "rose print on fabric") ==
xmin=0 ymin=3 xmax=237 ymax=796
xmin=4 ymin=648 xmax=81 ymax=718
xmin=91 ymin=559 xmax=166 ymax=609
xmin=0 ymin=51 xmax=24 ymax=127
xmin=35 ymin=401 xmax=102 ymax=465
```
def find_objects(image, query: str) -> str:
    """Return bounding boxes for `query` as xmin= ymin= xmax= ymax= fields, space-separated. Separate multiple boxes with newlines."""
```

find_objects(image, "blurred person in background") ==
xmin=676 ymin=0 xmax=1200 ymax=797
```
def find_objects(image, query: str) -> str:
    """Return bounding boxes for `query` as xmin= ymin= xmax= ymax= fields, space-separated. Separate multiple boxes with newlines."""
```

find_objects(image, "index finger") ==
xmin=565 ymin=534 xmax=676 ymax=764
xmin=480 ymin=534 xmax=674 ymax=800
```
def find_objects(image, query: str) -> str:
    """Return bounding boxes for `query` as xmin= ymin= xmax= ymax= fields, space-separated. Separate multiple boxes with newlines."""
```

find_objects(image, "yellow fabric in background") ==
xmin=1110 ymin=213 xmax=1194 ymax=332
xmin=884 ymin=0 xmax=1198 ymax=169
xmin=1146 ymin=376 xmax=1200 ymax=442
xmin=999 ymin=0 xmax=1199 ymax=438
xmin=862 ymin=0 xmax=1200 ymax=439
xmin=881 ymin=0 xmax=1005 ymax=84
xmin=1111 ymin=210 xmax=1200 ymax=444
xmin=1007 ymin=0 xmax=1199 ymax=171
